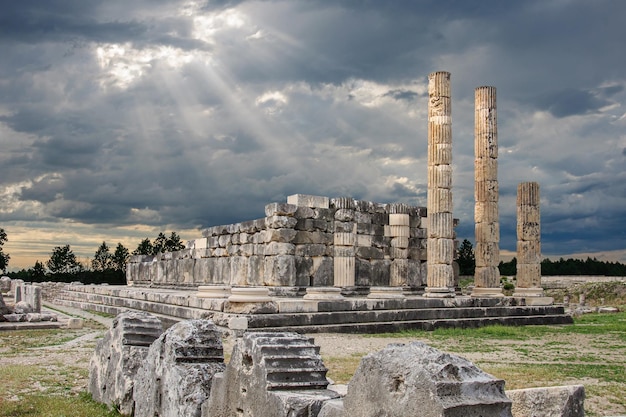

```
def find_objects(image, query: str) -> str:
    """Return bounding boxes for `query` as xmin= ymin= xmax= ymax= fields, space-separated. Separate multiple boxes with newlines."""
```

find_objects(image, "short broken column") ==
xmin=513 ymin=182 xmax=548 ymax=302
xmin=389 ymin=203 xmax=410 ymax=288
xmin=425 ymin=71 xmax=455 ymax=297
xmin=472 ymin=86 xmax=504 ymax=298
xmin=333 ymin=197 xmax=356 ymax=288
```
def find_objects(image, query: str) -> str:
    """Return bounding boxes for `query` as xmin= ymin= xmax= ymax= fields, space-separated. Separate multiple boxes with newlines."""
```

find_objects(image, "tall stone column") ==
xmin=513 ymin=182 xmax=545 ymax=299
xmin=389 ymin=203 xmax=409 ymax=287
xmin=333 ymin=197 xmax=356 ymax=288
xmin=424 ymin=71 xmax=455 ymax=298
xmin=472 ymin=86 xmax=504 ymax=297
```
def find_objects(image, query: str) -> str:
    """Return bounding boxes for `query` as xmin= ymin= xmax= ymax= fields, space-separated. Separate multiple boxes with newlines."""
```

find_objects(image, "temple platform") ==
xmin=52 ymin=284 xmax=573 ymax=333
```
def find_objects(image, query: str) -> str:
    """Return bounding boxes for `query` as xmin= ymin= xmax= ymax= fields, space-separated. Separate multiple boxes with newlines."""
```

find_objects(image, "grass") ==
xmin=323 ymin=311 xmax=626 ymax=417
xmin=0 ymin=392 xmax=121 ymax=417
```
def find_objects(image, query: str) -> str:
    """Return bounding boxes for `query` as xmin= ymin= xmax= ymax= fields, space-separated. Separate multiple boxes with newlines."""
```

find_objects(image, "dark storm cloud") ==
xmin=534 ymin=89 xmax=611 ymax=118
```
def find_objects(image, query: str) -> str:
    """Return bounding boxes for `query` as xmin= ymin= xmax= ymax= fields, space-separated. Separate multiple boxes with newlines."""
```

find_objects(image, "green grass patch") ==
xmin=0 ymin=392 xmax=122 ymax=417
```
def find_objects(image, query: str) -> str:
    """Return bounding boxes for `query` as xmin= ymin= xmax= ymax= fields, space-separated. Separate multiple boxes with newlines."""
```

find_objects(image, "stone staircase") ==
xmin=52 ymin=284 xmax=573 ymax=333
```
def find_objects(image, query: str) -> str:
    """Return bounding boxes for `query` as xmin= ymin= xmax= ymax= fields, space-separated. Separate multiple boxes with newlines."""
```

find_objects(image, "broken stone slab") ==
xmin=13 ymin=301 xmax=33 ymax=314
xmin=507 ymin=385 xmax=585 ymax=417
xmin=343 ymin=341 xmax=513 ymax=417
xmin=598 ymin=306 xmax=620 ymax=313
xmin=204 ymin=331 xmax=339 ymax=417
xmin=89 ymin=312 xmax=163 ymax=416
xmin=133 ymin=319 xmax=225 ymax=417
xmin=67 ymin=318 xmax=84 ymax=329
xmin=3 ymin=314 xmax=25 ymax=322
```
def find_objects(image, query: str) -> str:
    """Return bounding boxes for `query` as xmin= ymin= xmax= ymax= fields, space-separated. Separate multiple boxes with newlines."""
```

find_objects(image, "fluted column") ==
xmin=389 ymin=203 xmax=409 ymax=287
xmin=333 ymin=197 xmax=356 ymax=287
xmin=513 ymin=182 xmax=544 ymax=298
xmin=472 ymin=86 xmax=504 ymax=298
xmin=424 ymin=71 xmax=455 ymax=297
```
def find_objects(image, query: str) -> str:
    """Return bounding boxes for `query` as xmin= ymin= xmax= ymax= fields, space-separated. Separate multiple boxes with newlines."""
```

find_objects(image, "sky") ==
xmin=1 ymin=0 xmax=625 ymax=270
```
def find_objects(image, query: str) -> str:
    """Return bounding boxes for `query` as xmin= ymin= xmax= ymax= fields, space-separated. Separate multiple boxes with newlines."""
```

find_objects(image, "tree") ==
xmin=133 ymin=238 xmax=154 ymax=256
xmin=92 ymin=241 xmax=113 ymax=271
xmin=457 ymin=239 xmax=475 ymax=275
xmin=165 ymin=231 xmax=185 ymax=252
xmin=47 ymin=244 xmax=81 ymax=274
xmin=112 ymin=243 xmax=130 ymax=272
xmin=30 ymin=261 xmax=46 ymax=280
xmin=0 ymin=228 xmax=10 ymax=273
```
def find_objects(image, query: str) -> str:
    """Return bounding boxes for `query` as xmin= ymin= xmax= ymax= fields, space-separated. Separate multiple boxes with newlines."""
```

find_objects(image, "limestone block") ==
xmin=0 ymin=292 xmax=9 ymax=315
xmin=266 ymin=228 xmax=298 ymax=243
xmin=408 ymin=259 xmax=425 ymax=287
xmin=390 ymin=247 xmax=409 ymax=259
xmin=428 ymin=143 xmax=453 ymax=165
xmin=334 ymin=208 xmax=355 ymax=222
xmin=473 ymin=266 xmax=501 ymax=290
xmin=13 ymin=300 xmax=33 ymax=314
xmin=507 ymin=385 xmax=584 ymax=417
xmin=89 ymin=312 xmax=163 ymax=416
xmin=517 ymin=182 xmax=540 ymax=206
xmin=133 ymin=320 xmax=225 ymax=417
xmin=389 ymin=213 xmax=410 ymax=226
xmin=208 ymin=236 xmax=219 ymax=248
xmin=334 ymin=221 xmax=355 ymax=233
xmin=427 ymin=213 xmax=454 ymax=238
xmin=517 ymin=222 xmax=540 ymax=241
xmin=312 ymin=257 xmax=334 ymax=287
xmin=265 ymin=242 xmax=296 ymax=256
xmin=475 ymin=157 xmax=497 ymax=182
xmin=263 ymin=255 xmax=296 ymax=286
xmin=287 ymin=194 xmax=330 ymax=208
xmin=230 ymin=256 xmax=249 ymax=286
xmin=475 ymin=201 xmax=499 ymax=223
xmin=331 ymin=197 xmax=355 ymax=209
xmin=389 ymin=225 xmax=410 ymax=238
xmin=475 ymin=180 xmax=499 ymax=203
xmin=334 ymin=246 xmax=355 ymax=257
xmin=293 ymin=230 xmax=333 ymax=245
xmin=313 ymin=208 xmax=335 ymax=221
xmin=264 ymin=202 xmax=298 ymax=217
xmin=334 ymin=256 xmax=355 ymax=287
xmin=427 ymin=239 xmax=455 ymax=264
xmin=391 ymin=237 xmax=409 ymax=249
xmin=304 ymin=286 xmax=344 ymax=300
xmin=355 ymin=246 xmax=384 ymax=260
xmin=295 ymin=243 xmax=328 ymax=257
xmin=516 ymin=263 xmax=542 ymax=288
xmin=334 ymin=232 xmax=355 ymax=246
xmin=247 ymin=255 xmax=265 ymax=286
xmin=265 ymin=215 xmax=298 ymax=229
xmin=427 ymin=165 xmax=453 ymax=189
xmin=203 ymin=332 xmax=337 ymax=417
xmin=218 ymin=234 xmax=231 ymax=247
xmin=475 ymin=242 xmax=500 ymax=267
xmin=354 ymin=211 xmax=372 ymax=224
xmin=356 ymin=234 xmax=372 ymax=247
xmin=368 ymin=286 xmax=405 ymax=299
xmin=517 ymin=205 xmax=540 ymax=223
xmin=343 ymin=341 xmax=512 ymax=417
xmin=239 ymin=219 xmax=259 ymax=233
xmin=390 ymin=259 xmax=409 ymax=287
xmin=197 ymin=286 xmax=231 ymax=299
xmin=427 ymin=189 xmax=453 ymax=213
xmin=516 ymin=241 xmax=541 ymax=264
xmin=475 ymin=222 xmax=500 ymax=243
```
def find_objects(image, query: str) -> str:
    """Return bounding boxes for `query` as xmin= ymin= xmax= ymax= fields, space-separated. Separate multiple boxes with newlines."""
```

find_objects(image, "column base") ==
xmin=303 ymin=287 xmax=344 ymax=300
xmin=512 ymin=287 xmax=544 ymax=297
xmin=470 ymin=287 xmax=505 ymax=298
xmin=423 ymin=287 xmax=456 ymax=298
xmin=228 ymin=287 xmax=272 ymax=303
xmin=197 ymin=285 xmax=231 ymax=299
xmin=367 ymin=287 xmax=405 ymax=299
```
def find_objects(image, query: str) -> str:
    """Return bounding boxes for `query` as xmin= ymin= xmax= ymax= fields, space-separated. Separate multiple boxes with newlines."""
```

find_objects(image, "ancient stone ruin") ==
xmin=88 ymin=315 xmax=585 ymax=417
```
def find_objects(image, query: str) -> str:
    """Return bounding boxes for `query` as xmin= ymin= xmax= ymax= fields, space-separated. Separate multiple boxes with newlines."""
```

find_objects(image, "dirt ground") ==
xmin=2 ymin=307 xmax=624 ymax=417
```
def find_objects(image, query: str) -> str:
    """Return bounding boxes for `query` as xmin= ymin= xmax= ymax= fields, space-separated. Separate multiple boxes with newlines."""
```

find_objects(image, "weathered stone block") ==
xmin=356 ymin=246 xmax=384 ymax=260
xmin=134 ymin=320 xmax=225 ymax=417
xmin=247 ymin=255 xmax=265 ymax=286
xmin=265 ymin=215 xmax=298 ymax=229
xmin=335 ymin=209 xmax=355 ymax=221
xmin=507 ymin=385 xmax=584 ymax=417
xmin=295 ymin=244 xmax=328 ymax=257
xmin=343 ymin=341 xmax=512 ymax=417
xmin=264 ymin=255 xmax=296 ymax=286
xmin=265 ymin=202 xmax=298 ymax=217
xmin=89 ymin=312 xmax=163 ymax=416
xmin=294 ymin=230 xmax=333 ymax=245
xmin=287 ymin=194 xmax=330 ymax=208
xmin=266 ymin=228 xmax=298 ymax=243
xmin=312 ymin=257 xmax=334 ymax=286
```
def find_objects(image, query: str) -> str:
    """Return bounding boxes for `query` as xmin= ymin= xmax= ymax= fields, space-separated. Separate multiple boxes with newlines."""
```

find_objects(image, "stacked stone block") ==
xmin=127 ymin=194 xmax=431 ymax=292
xmin=425 ymin=71 xmax=455 ymax=297
xmin=513 ymin=182 xmax=544 ymax=298
xmin=472 ymin=86 xmax=504 ymax=297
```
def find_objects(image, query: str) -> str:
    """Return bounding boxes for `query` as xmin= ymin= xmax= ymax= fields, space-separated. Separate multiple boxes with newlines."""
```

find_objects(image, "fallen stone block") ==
xmin=3 ymin=314 xmax=25 ymax=322
xmin=343 ymin=341 xmax=513 ymax=417
xmin=0 ymin=276 xmax=10 ymax=293
xmin=25 ymin=313 xmax=42 ymax=322
xmin=134 ymin=319 xmax=225 ymax=417
xmin=89 ymin=312 xmax=163 ymax=416
xmin=204 ymin=332 xmax=339 ymax=417
xmin=67 ymin=318 xmax=84 ymax=329
xmin=0 ymin=292 xmax=9 ymax=315
xmin=507 ymin=385 xmax=585 ymax=417
xmin=13 ymin=301 xmax=33 ymax=314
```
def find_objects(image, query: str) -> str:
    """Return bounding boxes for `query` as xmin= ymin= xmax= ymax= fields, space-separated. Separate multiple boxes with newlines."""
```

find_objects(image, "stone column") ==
xmin=424 ymin=71 xmax=455 ymax=297
xmin=472 ymin=86 xmax=504 ymax=298
xmin=389 ymin=203 xmax=409 ymax=287
xmin=333 ymin=197 xmax=356 ymax=288
xmin=513 ymin=182 xmax=546 ymax=300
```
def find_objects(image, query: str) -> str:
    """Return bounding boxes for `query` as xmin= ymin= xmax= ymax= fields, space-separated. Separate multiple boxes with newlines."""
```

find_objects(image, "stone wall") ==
xmin=127 ymin=195 xmax=448 ymax=290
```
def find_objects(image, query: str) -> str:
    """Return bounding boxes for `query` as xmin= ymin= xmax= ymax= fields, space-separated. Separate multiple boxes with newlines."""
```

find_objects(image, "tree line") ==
xmin=457 ymin=239 xmax=626 ymax=277
xmin=1 ymin=229 xmax=185 ymax=285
